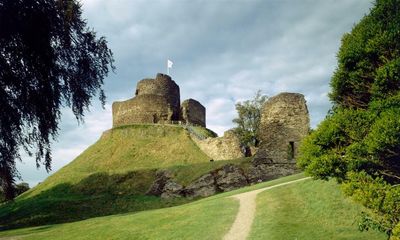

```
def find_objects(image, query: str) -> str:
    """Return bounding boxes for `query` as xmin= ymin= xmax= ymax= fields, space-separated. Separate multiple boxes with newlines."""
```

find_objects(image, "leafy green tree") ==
xmin=0 ymin=0 xmax=114 ymax=200
xmin=298 ymin=0 xmax=400 ymax=238
xmin=232 ymin=90 xmax=268 ymax=152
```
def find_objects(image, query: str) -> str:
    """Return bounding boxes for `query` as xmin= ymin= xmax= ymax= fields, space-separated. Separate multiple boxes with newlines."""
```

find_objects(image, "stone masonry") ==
xmin=112 ymin=73 xmax=206 ymax=128
xmin=254 ymin=92 xmax=310 ymax=165
xmin=145 ymin=92 xmax=312 ymax=199
xmin=181 ymin=99 xmax=206 ymax=127
xmin=191 ymin=130 xmax=244 ymax=160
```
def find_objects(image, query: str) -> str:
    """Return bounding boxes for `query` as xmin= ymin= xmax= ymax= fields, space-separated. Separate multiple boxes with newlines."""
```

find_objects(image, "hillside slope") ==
xmin=1 ymin=124 xmax=229 ymax=228
xmin=24 ymin=124 xmax=211 ymax=197
xmin=0 ymin=174 xmax=386 ymax=240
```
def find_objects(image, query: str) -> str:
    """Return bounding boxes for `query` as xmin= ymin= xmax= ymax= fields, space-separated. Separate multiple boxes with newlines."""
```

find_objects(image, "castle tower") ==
xmin=135 ymin=73 xmax=180 ymax=116
xmin=254 ymin=92 xmax=310 ymax=165
xmin=112 ymin=73 xmax=181 ymax=127
xmin=112 ymin=73 xmax=206 ymax=128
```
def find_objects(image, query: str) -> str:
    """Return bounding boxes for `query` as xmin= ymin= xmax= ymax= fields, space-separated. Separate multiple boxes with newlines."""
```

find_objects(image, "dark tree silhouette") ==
xmin=0 ymin=0 xmax=114 ymax=200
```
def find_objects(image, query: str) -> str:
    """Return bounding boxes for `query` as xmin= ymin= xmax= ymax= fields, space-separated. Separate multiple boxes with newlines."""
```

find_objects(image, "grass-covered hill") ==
xmin=26 ymin=124 xmax=211 ymax=196
xmin=0 ymin=124 xmax=249 ymax=229
xmin=0 ymin=174 xmax=386 ymax=240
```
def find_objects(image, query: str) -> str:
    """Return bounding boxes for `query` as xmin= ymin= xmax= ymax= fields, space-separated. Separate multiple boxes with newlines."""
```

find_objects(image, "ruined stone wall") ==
xmin=254 ymin=92 xmax=310 ymax=165
xmin=112 ymin=95 xmax=176 ymax=127
xmin=112 ymin=73 xmax=181 ymax=127
xmin=192 ymin=130 xmax=244 ymax=160
xmin=181 ymin=99 xmax=206 ymax=127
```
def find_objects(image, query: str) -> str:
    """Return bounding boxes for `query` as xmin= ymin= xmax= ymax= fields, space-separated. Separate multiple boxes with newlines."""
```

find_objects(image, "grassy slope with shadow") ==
xmin=22 ymin=124 xmax=211 ymax=199
xmin=0 ymin=124 xmax=252 ymax=229
xmin=0 ymin=170 xmax=189 ymax=229
xmin=0 ymin=158 xmax=252 ymax=229
xmin=0 ymin=174 xmax=386 ymax=240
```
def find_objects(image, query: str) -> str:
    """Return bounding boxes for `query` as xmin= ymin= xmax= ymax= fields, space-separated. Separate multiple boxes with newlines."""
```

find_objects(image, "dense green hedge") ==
xmin=298 ymin=0 xmax=400 ymax=238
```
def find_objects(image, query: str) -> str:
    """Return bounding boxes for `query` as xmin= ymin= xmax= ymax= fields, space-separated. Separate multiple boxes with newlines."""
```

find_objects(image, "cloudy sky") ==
xmin=16 ymin=0 xmax=373 ymax=186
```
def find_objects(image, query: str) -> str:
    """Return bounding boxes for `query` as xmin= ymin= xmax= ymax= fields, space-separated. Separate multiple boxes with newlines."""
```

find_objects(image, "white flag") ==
xmin=167 ymin=59 xmax=173 ymax=68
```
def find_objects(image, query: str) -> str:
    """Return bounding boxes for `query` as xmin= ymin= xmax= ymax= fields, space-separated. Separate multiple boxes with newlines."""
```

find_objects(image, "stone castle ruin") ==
xmin=112 ymin=73 xmax=206 ymax=127
xmin=249 ymin=92 xmax=310 ymax=182
xmin=192 ymin=130 xmax=244 ymax=160
xmin=112 ymin=74 xmax=310 ymax=169
xmin=255 ymin=92 xmax=309 ymax=163
xmin=181 ymin=99 xmax=206 ymax=127
xmin=146 ymin=93 xmax=310 ymax=198
xmin=111 ymin=75 xmax=311 ymax=198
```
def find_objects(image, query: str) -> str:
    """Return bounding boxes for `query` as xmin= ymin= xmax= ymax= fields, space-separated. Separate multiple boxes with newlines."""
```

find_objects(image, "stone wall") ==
xmin=112 ymin=95 xmax=176 ymax=127
xmin=192 ymin=130 xmax=244 ymax=160
xmin=254 ymin=92 xmax=310 ymax=165
xmin=181 ymin=99 xmax=206 ymax=127
xmin=112 ymin=73 xmax=181 ymax=127
xmin=136 ymin=73 xmax=181 ymax=114
xmin=146 ymin=163 xmax=300 ymax=199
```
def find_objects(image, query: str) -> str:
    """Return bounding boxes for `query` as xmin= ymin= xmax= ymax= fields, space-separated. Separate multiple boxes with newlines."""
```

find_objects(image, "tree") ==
xmin=0 ymin=187 xmax=3 ymax=203
xmin=0 ymin=0 xmax=114 ymax=200
xmin=0 ymin=182 xmax=29 ymax=202
xmin=232 ymin=90 xmax=268 ymax=153
xmin=298 ymin=0 xmax=400 ymax=238
xmin=14 ymin=182 xmax=30 ymax=196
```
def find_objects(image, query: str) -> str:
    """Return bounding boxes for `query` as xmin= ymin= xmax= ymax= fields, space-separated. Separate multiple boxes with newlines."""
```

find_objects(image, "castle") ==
xmin=111 ymin=73 xmax=311 ymax=197
xmin=112 ymin=73 xmax=310 ymax=170
xmin=112 ymin=73 xmax=206 ymax=127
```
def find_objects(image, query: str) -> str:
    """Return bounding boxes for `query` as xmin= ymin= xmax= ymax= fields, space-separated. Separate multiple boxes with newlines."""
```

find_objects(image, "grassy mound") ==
xmin=24 ymin=124 xmax=211 ymax=198
xmin=0 ymin=174 xmax=386 ymax=239
xmin=0 ymin=124 xmax=251 ymax=229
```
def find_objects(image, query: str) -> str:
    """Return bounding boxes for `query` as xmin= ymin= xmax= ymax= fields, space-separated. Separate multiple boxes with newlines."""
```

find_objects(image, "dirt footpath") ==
xmin=223 ymin=177 xmax=311 ymax=240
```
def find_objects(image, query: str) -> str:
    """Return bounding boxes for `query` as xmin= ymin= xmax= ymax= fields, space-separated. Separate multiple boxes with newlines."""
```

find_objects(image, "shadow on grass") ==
xmin=0 ymin=169 xmax=191 ymax=230
xmin=0 ymin=157 xmax=253 ymax=231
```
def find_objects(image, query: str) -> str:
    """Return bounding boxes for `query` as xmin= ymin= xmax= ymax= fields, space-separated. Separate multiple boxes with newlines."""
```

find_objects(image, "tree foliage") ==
xmin=329 ymin=0 xmax=400 ymax=107
xmin=298 ymin=0 xmax=400 ymax=238
xmin=0 ymin=182 xmax=29 ymax=203
xmin=0 ymin=0 xmax=114 ymax=200
xmin=232 ymin=90 xmax=267 ymax=150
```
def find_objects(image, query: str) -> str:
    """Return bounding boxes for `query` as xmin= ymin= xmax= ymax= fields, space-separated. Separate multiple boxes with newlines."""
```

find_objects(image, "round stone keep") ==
xmin=254 ymin=92 xmax=310 ymax=164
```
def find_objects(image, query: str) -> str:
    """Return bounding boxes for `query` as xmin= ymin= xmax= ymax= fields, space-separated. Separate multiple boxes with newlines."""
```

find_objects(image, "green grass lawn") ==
xmin=249 ymin=179 xmax=386 ymax=240
xmin=0 ymin=158 xmax=252 ymax=229
xmin=0 ymin=124 xmax=254 ymax=229
xmin=0 ymin=197 xmax=238 ymax=240
xmin=0 ymin=174 xmax=386 ymax=240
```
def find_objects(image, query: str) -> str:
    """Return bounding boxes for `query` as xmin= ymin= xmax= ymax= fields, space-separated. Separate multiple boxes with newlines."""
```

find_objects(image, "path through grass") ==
xmin=249 ymin=179 xmax=386 ymax=239
xmin=0 ymin=174 xmax=386 ymax=240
